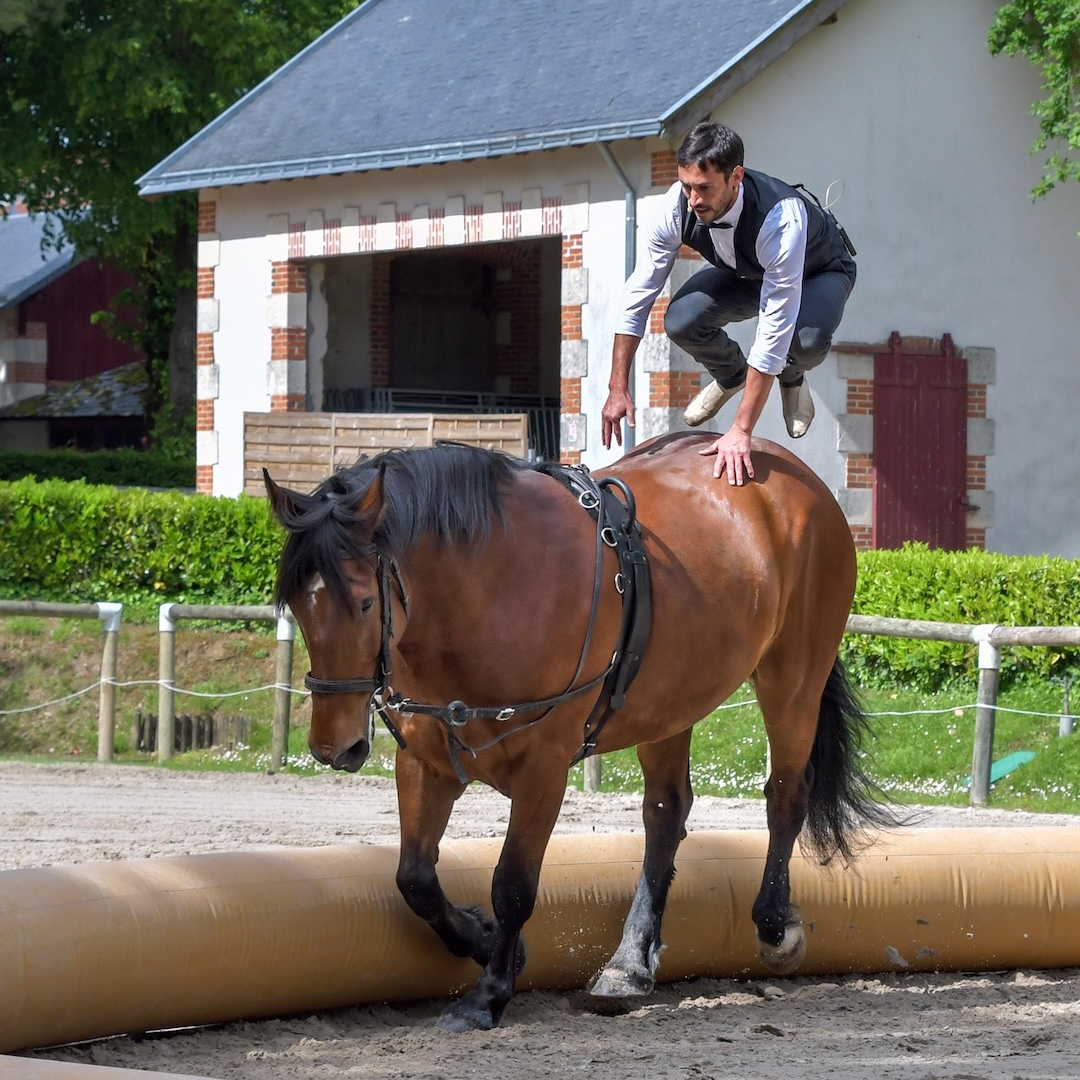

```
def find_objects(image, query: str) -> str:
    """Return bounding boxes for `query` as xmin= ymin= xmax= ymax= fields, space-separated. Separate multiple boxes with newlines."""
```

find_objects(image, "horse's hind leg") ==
xmin=590 ymin=728 xmax=693 ymax=1000
xmin=749 ymin=671 xmax=820 ymax=975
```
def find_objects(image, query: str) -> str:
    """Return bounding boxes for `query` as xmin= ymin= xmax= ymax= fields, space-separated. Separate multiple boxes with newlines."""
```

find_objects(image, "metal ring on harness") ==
xmin=445 ymin=700 xmax=470 ymax=728
xmin=601 ymin=526 xmax=618 ymax=548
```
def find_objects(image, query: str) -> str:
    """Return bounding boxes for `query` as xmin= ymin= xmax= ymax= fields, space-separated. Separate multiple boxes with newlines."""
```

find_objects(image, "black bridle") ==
xmin=302 ymin=466 xmax=650 ymax=777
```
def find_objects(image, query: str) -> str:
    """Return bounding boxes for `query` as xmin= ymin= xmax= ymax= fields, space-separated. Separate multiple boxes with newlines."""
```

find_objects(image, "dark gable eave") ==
xmin=137 ymin=118 xmax=665 ymax=197
xmin=661 ymin=0 xmax=850 ymax=143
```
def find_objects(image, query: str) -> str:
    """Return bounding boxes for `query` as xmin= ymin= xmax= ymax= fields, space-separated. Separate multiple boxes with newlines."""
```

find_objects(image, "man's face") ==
xmin=678 ymin=161 xmax=744 ymax=225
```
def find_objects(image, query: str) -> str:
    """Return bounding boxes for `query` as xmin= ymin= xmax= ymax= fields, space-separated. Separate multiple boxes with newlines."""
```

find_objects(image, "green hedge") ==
xmin=0 ymin=448 xmax=195 ymax=489
xmin=844 ymin=544 xmax=1080 ymax=690
xmin=1 ymin=479 xmax=1078 ymax=688
xmin=0 ymin=477 xmax=280 ymax=616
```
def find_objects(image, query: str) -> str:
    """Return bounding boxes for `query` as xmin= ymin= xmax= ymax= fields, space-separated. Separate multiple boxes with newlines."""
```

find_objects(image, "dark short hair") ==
xmin=676 ymin=122 xmax=744 ymax=176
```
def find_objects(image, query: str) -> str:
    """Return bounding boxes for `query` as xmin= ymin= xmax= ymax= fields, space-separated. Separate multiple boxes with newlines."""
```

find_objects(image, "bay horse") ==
xmin=265 ymin=432 xmax=890 ymax=1032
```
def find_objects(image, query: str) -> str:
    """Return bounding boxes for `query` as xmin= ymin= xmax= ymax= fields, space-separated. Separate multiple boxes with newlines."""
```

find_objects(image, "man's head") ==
xmin=676 ymin=122 xmax=745 ymax=225
xmin=677 ymin=122 xmax=744 ymax=176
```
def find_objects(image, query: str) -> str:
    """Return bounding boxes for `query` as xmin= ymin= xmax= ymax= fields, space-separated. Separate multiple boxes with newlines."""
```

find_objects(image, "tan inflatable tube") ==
xmin=3 ymin=828 xmax=1080 ymax=1060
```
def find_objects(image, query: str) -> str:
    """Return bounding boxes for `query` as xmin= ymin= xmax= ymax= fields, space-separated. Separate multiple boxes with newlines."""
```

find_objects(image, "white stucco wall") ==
xmin=205 ymin=0 xmax=1080 ymax=554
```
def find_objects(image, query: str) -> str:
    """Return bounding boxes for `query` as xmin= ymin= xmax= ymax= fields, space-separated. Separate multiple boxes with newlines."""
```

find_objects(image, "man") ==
xmin=601 ymin=122 xmax=856 ymax=486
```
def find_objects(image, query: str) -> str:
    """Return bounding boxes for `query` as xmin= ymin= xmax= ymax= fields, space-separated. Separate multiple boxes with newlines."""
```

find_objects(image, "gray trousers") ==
xmin=663 ymin=262 xmax=855 ymax=388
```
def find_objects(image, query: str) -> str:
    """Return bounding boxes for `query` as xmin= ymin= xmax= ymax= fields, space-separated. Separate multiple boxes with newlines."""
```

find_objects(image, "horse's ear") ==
xmin=263 ymin=468 xmax=297 ymax=527
xmin=355 ymin=463 xmax=389 ymax=533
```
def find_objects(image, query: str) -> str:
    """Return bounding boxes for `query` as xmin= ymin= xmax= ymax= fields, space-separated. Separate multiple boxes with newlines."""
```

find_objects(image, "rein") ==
xmin=303 ymin=465 xmax=651 ymax=777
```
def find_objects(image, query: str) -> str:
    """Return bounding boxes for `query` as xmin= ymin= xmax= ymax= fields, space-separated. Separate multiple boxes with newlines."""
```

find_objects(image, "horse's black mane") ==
xmin=273 ymin=442 xmax=539 ymax=610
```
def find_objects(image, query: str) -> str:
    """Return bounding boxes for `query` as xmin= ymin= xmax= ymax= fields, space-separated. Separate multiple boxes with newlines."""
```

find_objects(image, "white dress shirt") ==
xmin=614 ymin=180 xmax=809 ymax=377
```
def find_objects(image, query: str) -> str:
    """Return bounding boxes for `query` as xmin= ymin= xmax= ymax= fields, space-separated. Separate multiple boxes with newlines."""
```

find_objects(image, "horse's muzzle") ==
xmin=309 ymin=736 xmax=370 ymax=773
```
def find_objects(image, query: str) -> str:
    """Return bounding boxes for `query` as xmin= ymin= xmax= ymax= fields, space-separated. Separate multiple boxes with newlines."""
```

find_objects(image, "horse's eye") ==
xmin=360 ymin=597 xmax=375 ymax=615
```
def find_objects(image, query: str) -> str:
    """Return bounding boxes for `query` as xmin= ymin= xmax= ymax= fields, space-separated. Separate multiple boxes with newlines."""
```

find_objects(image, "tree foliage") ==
xmin=989 ymin=1 xmax=1080 ymax=200
xmin=0 ymin=0 xmax=357 ymax=432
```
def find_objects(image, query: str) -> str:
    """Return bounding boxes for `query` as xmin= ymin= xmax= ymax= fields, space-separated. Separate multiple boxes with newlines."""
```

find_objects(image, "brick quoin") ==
xmin=561 ymin=235 xmax=582 ymax=269
xmin=845 ymin=452 xmax=873 ymax=488
xmin=966 ymin=528 xmax=986 ymax=549
xmin=651 ymin=151 xmax=678 ymax=188
xmin=196 ymin=333 xmax=214 ymax=364
xmin=23 ymin=321 xmax=46 ymax=340
xmin=197 ymin=201 xmax=216 ymax=234
xmin=196 ymin=399 xmax=214 ymax=431
xmin=850 ymin=525 xmax=873 ymax=550
xmin=967 ymin=384 xmax=986 ymax=419
xmin=649 ymin=370 xmax=699 ymax=409
xmin=270 ymin=261 xmax=306 ymax=295
xmin=270 ymin=328 xmax=305 ymax=362
xmin=560 ymin=377 xmax=581 ymax=412
xmin=561 ymin=306 xmax=582 ymax=339
xmin=562 ymin=450 xmax=582 ymax=466
xmin=196 ymin=267 xmax=215 ymax=299
xmin=270 ymin=394 xmax=306 ymax=412
xmin=846 ymin=378 xmax=874 ymax=414
xmin=649 ymin=297 xmax=669 ymax=336
xmin=10 ymin=361 xmax=45 ymax=381
xmin=195 ymin=465 xmax=214 ymax=492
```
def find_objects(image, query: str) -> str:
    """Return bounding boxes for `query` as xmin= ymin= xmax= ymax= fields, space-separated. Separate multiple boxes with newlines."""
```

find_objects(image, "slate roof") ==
xmin=139 ymin=0 xmax=845 ymax=195
xmin=0 ymin=361 xmax=147 ymax=419
xmin=0 ymin=211 xmax=76 ymax=311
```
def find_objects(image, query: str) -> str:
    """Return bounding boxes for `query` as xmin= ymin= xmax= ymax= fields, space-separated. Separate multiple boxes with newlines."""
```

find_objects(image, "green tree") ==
xmin=989 ymin=1 xmax=1080 ymax=205
xmin=0 ymin=0 xmax=356 ymax=441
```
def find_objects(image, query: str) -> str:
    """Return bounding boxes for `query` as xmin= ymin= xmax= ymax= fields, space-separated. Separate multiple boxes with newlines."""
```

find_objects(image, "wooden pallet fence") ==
xmin=133 ymin=711 xmax=251 ymax=754
xmin=244 ymin=411 xmax=529 ymax=496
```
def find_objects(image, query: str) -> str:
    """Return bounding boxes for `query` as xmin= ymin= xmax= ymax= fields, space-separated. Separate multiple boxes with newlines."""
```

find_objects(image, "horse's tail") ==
xmin=803 ymin=656 xmax=897 ymax=863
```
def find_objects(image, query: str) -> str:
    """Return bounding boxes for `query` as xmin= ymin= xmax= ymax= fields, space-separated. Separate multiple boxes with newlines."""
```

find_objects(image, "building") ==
xmin=138 ymin=0 xmax=1080 ymax=555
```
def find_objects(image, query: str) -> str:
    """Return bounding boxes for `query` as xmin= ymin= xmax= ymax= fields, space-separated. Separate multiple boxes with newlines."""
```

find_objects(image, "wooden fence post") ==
xmin=95 ymin=603 xmax=123 ymax=763
xmin=969 ymin=625 xmax=1001 ymax=807
xmin=271 ymin=612 xmax=295 ymax=771
xmin=158 ymin=604 xmax=177 ymax=762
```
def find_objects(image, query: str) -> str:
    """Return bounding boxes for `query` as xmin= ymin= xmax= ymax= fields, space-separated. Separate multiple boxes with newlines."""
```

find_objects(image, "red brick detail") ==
xmin=359 ymin=215 xmax=377 ymax=252
xmin=288 ymin=223 xmax=305 ymax=260
xmin=196 ymin=333 xmax=214 ymax=365
xmin=395 ymin=212 xmax=413 ymax=250
xmin=503 ymin=202 xmax=522 ymax=239
xmin=270 ymin=327 xmax=306 ymax=361
xmin=846 ymin=452 xmax=874 ymax=489
xmin=850 ymin=525 xmax=873 ymax=550
xmin=846 ymin=378 xmax=874 ymax=415
xmin=561 ymin=305 xmax=581 ymax=340
xmin=197 ymin=201 xmax=217 ymax=234
xmin=560 ymin=377 xmax=581 ymax=412
xmin=428 ymin=209 xmax=445 ymax=248
xmin=562 ymin=234 xmax=582 ymax=269
xmin=465 ymin=205 xmax=483 ymax=245
xmin=561 ymin=450 xmax=582 ymax=466
xmin=541 ymin=197 xmax=562 ymax=236
xmin=195 ymin=465 xmax=214 ymax=494
xmin=270 ymin=261 xmax=306 ymax=295
xmin=649 ymin=296 xmax=669 ymax=336
xmin=966 ymin=528 xmax=986 ymax=550
xmin=9 ymin=361 xmax=46 ymax=381
xmin=270 ymin=394 xmax=306 ymax=412
xmin=967 ymin=384 xmax=986 ymax=419
xmin=23 ymin=320 xmax=47 ymax=340
xmin=967 ymin=456 xmax=986 ymax=491
xmin=196 ymin=266 xmax=215 ymax=299
xmin=196 ymin=399 xmax=214 ymax=431
xmin=325 ymin=219 xmax=341 ymax=256
xmin=649 ymin=370 xmax=699 ymax=409
xmin=651 ymin=151 xmax=678 ymax=188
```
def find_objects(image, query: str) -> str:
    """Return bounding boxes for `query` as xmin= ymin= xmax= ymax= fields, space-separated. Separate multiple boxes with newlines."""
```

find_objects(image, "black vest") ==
xmin=680 ymin=168 xmax=855 ymax=282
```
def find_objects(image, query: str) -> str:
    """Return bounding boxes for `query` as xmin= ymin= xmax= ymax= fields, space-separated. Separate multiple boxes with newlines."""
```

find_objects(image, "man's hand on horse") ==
xmin=601 ymin=388 xmax=636 ymax=449
xmin=700 ymin=426 xmax=755 ymax=486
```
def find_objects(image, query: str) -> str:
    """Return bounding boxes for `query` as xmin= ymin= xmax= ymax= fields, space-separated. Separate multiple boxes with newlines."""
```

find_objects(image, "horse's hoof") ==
xmin=435 ymin=998 xmax=497 ymax=1033
xmin=757 ymin=922 xmax=806 ymax=975
xmin=588 ymin=965 xmax=655 ymax=1000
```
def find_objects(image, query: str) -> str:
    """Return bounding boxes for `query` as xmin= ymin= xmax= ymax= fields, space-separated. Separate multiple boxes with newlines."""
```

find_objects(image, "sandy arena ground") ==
xmin=4 ymin=760 xmax=1080 ymax=1080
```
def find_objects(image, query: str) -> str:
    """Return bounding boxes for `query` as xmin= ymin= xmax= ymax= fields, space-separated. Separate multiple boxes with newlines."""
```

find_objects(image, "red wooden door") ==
xmin=873 ymin=335 xmax=968 ymax=549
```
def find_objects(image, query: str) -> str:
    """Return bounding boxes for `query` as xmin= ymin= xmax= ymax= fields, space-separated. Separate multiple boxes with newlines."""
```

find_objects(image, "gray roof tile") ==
xmin=140 ymin=0 xmax=838 ymax=194
xmin=0 ymin=212 xmax=75 ymax=310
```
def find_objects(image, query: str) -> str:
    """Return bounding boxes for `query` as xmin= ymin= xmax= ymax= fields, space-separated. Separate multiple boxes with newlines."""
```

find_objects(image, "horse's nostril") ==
xmin=331 ymin=739 xmax=370 ymax=773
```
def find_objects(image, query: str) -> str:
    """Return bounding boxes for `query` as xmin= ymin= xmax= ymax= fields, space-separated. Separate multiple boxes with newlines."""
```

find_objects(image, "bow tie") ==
xmin=707 ymin=221 xmax=734 ymax=230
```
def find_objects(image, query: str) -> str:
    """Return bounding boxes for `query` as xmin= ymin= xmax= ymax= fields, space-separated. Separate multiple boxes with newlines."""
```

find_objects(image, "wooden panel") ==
xmin=244 ymin=412 xmax=529 ymax=496
xmin=873 ymin=349 xmax=967 ymax=550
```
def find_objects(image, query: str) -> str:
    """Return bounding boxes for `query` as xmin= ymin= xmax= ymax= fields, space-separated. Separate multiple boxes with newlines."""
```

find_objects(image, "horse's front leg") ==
xmin=436 ymin=766 xmax=568 ymax=1033
xmin=394 ymin=752 xmax=499 ymax=966
xmin=590 ymin=728 xmax=693 ymax=1000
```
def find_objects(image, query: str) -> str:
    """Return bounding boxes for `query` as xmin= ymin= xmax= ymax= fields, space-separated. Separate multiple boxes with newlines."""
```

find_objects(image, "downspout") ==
xmin=598 ymin=143 xmax=637 ymax=451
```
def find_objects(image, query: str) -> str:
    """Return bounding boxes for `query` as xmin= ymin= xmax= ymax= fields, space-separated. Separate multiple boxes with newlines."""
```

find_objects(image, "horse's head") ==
xmin=265 ymin=466 xmax=399 ymax=772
